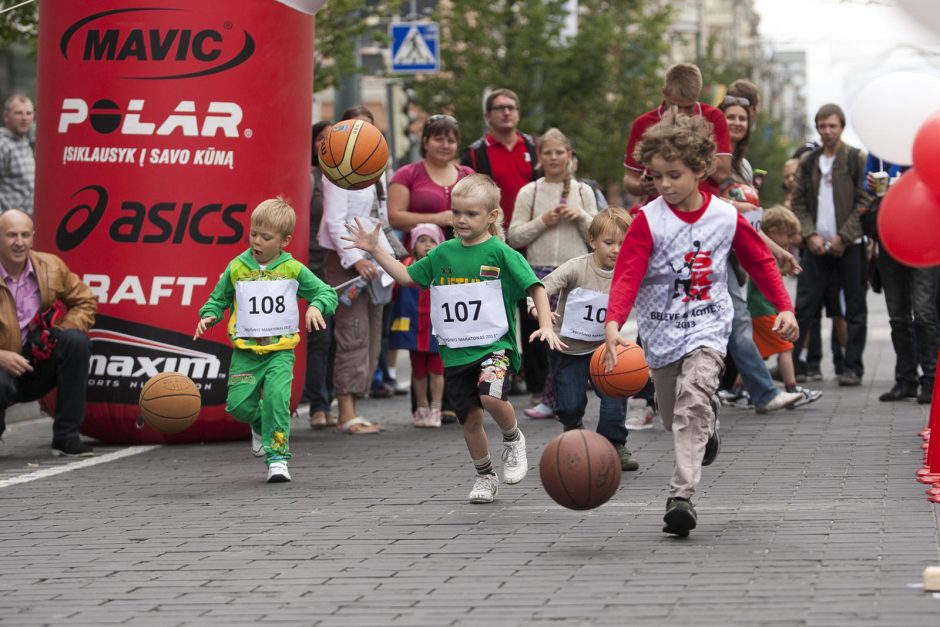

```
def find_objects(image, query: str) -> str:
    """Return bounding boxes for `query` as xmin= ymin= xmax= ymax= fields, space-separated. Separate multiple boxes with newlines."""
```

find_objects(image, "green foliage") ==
xmin=0 ymin=1 xmax=38 ymax=52
xmin=316 ymin=0 xmax=390 ymax=92
xmin=695 ymin=37 xmax=795 ymax=206
xmin=746 ymin=113 xmax=793 ymax=207
xmin=407 ymin=0 xmax=673 ymax=190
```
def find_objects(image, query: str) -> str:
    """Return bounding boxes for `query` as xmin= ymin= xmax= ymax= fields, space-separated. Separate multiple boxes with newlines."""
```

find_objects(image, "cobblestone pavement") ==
xmin=0 ymin=297 xmax=938 ymax=626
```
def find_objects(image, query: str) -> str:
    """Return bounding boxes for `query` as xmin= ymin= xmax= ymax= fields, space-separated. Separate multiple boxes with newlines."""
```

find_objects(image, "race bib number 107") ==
xmin=430 ymin=280 xmax=509 ymax=348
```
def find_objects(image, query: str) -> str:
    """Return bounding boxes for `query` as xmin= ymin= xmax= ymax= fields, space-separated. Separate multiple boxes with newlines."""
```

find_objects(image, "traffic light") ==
xmin=388 ymin=83 xmax=419 ymax=167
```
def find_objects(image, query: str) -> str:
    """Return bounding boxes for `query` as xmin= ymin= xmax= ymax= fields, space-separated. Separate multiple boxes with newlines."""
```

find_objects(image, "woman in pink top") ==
xmin=388 ymin=114 xmax=473 ymax=423
xmin=388 ymin=114 xmax=474 ymax=245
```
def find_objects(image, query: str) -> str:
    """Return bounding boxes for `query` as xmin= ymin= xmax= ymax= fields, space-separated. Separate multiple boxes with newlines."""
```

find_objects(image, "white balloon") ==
xmin=850 ymin=71 xmax=940 ymax=165
xmin=897 ymin=0 xmax=940 ymax=34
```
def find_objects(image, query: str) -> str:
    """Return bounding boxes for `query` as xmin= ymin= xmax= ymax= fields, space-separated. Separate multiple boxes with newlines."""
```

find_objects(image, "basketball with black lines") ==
xmin=139 ymin=372 xmax=201 ymax=434
xmin=589 ymin=342 xmax=649 ymax=398
xmin=319 ymin=119 xmax=389 ymax=190
xmin=540 ymin=430 xmax=621 ymax=510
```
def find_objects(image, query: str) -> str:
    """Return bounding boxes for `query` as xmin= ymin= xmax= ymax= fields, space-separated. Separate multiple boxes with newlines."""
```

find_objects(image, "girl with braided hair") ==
xmin=508 ymin=128 xmax=597 ymax=419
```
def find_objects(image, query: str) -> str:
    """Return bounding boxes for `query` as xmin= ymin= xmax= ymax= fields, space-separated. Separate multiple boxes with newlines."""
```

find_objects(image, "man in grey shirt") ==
xmin=0 ymin=94 xmax=35 ymax=215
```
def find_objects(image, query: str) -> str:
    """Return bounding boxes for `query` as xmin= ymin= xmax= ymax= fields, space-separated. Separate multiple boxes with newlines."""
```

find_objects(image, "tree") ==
xmin=315 ymin=0 xmax=391 ymax=92
xmin=0 ymin=1 xmax=38 ymax=51
xmin=408 ymin=0 xmax=673 ymax=192
xmin=695 ymin=36 xmax=795 ymax=206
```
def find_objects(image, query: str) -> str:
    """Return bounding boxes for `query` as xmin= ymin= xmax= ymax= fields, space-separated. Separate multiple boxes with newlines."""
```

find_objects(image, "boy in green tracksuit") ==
xmin=195 ymin=198 xmax=337 ymax=483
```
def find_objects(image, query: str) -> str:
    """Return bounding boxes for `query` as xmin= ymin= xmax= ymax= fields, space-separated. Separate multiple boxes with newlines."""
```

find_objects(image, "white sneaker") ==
xmin=789 ymin=386 xmax=823 ymax=408
xmin=756 ymin=390 xmax=803 ymax=414
xmin=251 ymin=430 xmax=264 ymax=457
xmin=523 ymin=402 xmax=554 ymax=419
xmin=412 ymin=407 xmax=431 ymax=428
xmin=625 ymin=399 xmax=655 ymax=430
xmin=501 ymin=431 xmax=528 ymax=484
xmin=468 ymin=472 xmax=499 ymax=503
xmin=425 ymin=408 xmax=442 ymax=428
xmin=266 ymin=461 xmax=291 ymax=483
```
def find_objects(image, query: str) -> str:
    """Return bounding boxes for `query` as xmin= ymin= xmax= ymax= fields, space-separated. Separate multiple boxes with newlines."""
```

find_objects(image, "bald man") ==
xmin=0 ymin=210 xmax=97 ymax=455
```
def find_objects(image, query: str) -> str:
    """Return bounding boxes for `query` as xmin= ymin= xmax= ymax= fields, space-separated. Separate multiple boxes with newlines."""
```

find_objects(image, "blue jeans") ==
xmin=550 ymin=351 xmax=628 ymax=446
xmin=726 ymin=260 xmax=779 ymax=407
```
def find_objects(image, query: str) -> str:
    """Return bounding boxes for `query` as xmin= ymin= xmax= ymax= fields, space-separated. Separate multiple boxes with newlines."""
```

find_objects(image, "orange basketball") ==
xmin=589 ymin=342 xmax=649 ymax=398
xmin=539 ymin=430 xmax=621 ymax=510
xmin=139 ymin=372 xmax=201 ymax=434
xmin=319 ymin=119 xmax=389 ymax=190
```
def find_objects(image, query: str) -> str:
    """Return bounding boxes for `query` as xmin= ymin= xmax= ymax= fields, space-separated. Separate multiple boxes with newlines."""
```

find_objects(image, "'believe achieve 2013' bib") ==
xmin=430 ymin=280 xmax=508 ymax=348
xmin=560 ymin=287 xmax=608 ymax=342
xmin=235 ymin=279 xmax=299 ymax=337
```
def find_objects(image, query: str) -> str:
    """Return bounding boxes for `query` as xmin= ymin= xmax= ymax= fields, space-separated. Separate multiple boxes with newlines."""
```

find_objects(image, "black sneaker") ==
xmin=51 ymin=440 xmax=94 ymax=457
xmin=703 ymin=395 xmax=720 ymax=466
xmin=879 ymin=382 xmax=917 ymax=402
xmin=919 ymin=383 xmax=934 ymax=405
xmin=663 ymin=497 xmax=697 ymax=537
xmin=563 ymin=421 xmax=584 ymax=432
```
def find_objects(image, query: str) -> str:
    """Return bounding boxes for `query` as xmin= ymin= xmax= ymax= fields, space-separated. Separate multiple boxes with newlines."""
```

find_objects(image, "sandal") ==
xmin=309 ymin=411 xmax=328 ymax=430
xmin=336 ymin=416 xmax=382 ymax=434
xmin=325 ymin=412 xmax=338 ymax=427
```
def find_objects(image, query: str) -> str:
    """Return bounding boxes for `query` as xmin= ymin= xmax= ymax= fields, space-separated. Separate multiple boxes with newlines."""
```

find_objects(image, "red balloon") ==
xmin=913 ymin=111 xmax=940 ymax=196
xmin=878 ymin=170 xmax=940 ymax=268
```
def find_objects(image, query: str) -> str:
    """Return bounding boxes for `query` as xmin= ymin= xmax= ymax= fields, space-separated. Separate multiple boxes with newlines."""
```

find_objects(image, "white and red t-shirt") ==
xmin=622 ymin=102 xmax=732 ymax=199
xmin=607 ymin=194 xmax=791 ymax=368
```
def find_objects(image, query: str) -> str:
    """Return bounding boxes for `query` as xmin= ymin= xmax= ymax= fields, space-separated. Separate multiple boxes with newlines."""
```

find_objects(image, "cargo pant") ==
xmin=226 ymin=348 xmax=294 ymax=464
xmin=650 ymin=347 xmax=723 ymax=499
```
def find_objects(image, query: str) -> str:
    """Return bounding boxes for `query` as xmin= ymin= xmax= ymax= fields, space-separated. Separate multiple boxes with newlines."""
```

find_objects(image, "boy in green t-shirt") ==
xmin=344 ymin=174 xmax=564 ymax=503
xmin=195 ymin=198 xmax=338 ymax=483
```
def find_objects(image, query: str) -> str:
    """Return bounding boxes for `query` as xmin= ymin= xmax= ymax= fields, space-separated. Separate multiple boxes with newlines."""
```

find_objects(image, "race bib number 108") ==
xmin=235 ymin=279 xmax=299 ymax=337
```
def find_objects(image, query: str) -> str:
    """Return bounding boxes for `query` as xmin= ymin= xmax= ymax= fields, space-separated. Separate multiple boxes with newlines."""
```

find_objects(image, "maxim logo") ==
xmin=86 ymin=315 xmax=229 ymax=405
xmin=59 ymin=7 xmax=255 ymax=80
xmin=89 ymin=330 xmax=223 ymax=380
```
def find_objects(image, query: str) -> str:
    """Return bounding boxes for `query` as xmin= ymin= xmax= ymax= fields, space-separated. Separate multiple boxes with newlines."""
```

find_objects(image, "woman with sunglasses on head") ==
xmin=718 ymin=95 xmax=758 ymax=209
xmin=716 ymin=93 xmax=820 ymax=411
xmin=388 ymin=114 xmax=473 ymax=239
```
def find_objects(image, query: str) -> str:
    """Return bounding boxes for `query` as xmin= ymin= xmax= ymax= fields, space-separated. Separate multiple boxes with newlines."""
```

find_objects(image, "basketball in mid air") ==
xmin=319 ymin=119 xmax=389 ymax=190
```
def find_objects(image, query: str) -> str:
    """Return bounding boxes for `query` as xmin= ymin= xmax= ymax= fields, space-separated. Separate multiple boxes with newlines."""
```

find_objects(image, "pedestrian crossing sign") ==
xmin=390 ymin=22 xmax=439 ymax=73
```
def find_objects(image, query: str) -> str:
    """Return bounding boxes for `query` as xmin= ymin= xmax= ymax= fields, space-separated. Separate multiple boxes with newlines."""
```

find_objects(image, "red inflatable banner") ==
xmin=35 ymin=1 xmax=315 ymax=443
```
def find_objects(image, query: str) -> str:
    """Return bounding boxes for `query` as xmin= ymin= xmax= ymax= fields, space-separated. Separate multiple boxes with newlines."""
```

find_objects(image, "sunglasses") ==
xmin=722 ymin=95 xmax=751 ymax=108
xmin=427 ymin=114 xmax=458 ymax=124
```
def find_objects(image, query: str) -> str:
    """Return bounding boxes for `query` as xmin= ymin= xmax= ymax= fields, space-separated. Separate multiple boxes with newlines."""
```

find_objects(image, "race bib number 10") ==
xmin=235 ymin=279 xmax=299 ymax=337
xmin=430 ymin=280 xmax=509 ymax=348
xmin=560 ymin=287 xmax=608 ymax=341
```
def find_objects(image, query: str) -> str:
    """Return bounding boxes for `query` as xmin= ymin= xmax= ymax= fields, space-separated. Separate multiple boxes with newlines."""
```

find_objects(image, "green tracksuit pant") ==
xmin=226 ymin=348 xmax=295 ymax=464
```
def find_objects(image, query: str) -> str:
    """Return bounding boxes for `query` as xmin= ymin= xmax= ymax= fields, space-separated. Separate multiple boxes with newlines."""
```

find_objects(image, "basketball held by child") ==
xmin=319 ymin=119 xmax=389 ymax=190
xmin=589 ymin=342 xmax=649 ymax=398
xmin=727 ymin=182 xmax=760 ymax=206
xmin=139 ymin=372 xmax=201 ymax=434
xmin=539 ymin=430 xmax=621 ymax=510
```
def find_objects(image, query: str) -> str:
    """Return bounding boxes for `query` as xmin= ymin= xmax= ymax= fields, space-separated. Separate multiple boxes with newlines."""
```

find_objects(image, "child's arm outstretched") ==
xmin=193 ymin=266 xmax=233 ymax=340
xmin=194 ymin=315 xmax=217 ymax=340
xmin=342 ymin=218 xmax=417 ymax=287
xmin=527 ymin=284 xmax=567 ymax=351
